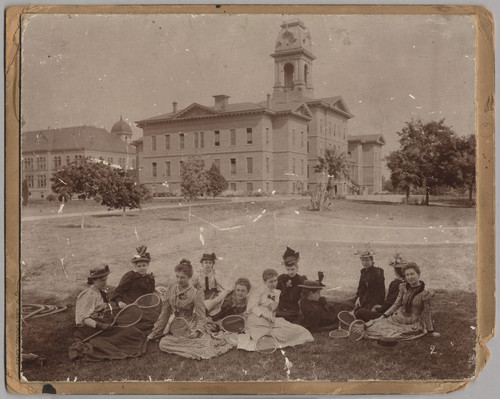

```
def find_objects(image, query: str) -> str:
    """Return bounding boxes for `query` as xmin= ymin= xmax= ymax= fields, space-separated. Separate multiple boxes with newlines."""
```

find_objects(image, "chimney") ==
xmin=266 ymin=94 xmax=272 ymax=108
xmin=213 ymin=95 xmax=230 ymax=111
xmin=172 ymin=102 xmax=178 ymax=114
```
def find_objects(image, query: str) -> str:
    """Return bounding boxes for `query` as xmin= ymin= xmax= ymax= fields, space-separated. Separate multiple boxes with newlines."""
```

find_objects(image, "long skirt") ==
xmin=237 ymin=313 xmax=313 ymax=351
xmin=70 ymin=326 xmax=148 ymax=361
xmin=158 ymin=332 xmax=235 ymax=360
xmin=135 ymin=305 xmax=162 ymax=332
xmin=364 ymin=311 xmax=426 ymax=341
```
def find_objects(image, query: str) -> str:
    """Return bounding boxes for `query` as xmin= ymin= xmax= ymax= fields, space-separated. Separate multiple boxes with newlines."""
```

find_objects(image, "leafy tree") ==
xmin=180 ymin=156 xmax=208 ymax=201
xmin=205 ymin=162 xmax=228 ymax=199
xmin=51 ymin=159 xmax=150 ymax=226
xmin=310 ymin=148 xmax=350 ymax=211
xmin=386 ymin=119 xmax=458 ymax=205
xmin=452 ymin=134 xmax=476 ymax=203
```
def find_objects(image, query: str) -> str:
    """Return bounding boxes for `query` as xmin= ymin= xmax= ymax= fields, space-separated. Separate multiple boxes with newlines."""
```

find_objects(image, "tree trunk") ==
xmin=425 ymin=187 xmax=430 ymax=206
xmin=405 ymin=186 xmax=410 ymax=202
xmin=81 ymin=213 xmax=85 ymax=229
xmin=123 ymin=206 xmax=126 ymax=215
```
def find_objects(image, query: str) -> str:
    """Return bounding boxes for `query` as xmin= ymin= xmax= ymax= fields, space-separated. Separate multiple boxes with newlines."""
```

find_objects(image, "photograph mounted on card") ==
xmin=5 ymin=4 xmax=494 ymax=395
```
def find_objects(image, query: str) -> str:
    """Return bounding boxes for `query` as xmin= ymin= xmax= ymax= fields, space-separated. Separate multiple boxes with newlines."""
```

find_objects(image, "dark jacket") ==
xmin=298 ymin=297 xmax=337 ymax=332
xmin=276 ymin=273 xmax=307 ymax=321
xmin=111 ymin=271 xmax=155 ymax=304
xmin=379 ymin=278 xmax=404 ymax=313
xmin=211 ymin=290 xmax=247 ymax=322
xmin=356 ymin=266 xmax=385 ymax=310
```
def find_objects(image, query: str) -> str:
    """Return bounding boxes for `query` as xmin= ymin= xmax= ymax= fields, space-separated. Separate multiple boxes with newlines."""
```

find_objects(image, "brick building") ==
xmin=21 ymin=117 xmax=136 ymax=200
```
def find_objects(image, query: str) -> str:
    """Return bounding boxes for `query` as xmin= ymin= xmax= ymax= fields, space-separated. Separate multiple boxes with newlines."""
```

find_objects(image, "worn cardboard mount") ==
xmin=4 ymin=4 xmax=495 ymax=395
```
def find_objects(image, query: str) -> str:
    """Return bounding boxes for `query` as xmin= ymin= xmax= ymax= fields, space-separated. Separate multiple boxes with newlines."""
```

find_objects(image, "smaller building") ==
xmin=347 ymin=134 xmax=386 ymax=194
xmin=21 ymin=117 xmax=136 ymax=200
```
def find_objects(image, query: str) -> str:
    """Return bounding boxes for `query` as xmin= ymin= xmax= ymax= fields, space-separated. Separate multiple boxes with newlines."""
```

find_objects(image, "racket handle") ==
xmin=81 ymin=329 xmax=104 ymax=343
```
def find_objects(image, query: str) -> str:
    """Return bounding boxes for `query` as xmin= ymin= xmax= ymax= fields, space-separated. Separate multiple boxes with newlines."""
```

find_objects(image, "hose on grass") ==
xmin=22 ymin=304 xmax=68 ymax=320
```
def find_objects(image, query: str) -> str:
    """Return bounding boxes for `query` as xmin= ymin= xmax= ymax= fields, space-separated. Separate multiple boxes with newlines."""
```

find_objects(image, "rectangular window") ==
xmin=266 ymin=128 xmax=270 ymax=144
xmin=247 ymin=182 xmax=253 ymax=192
xmin=230 ymin=183 xmax=236 ymax=191
xmin=246 ymin=128 xmax=252 ymax=145
xmin=292 ymin=158 xmax=296 ymax=174
xmin=307 ymin=141 xmax=309 ymax=153
xmin=266 ymin=157 xmax=270 ymax=174
xmin=301 ymin=132 xmax=304 ymax=147
xmin=230 ymin=158 xmax=236 ymax=174
xmin=246 ymin=157 xmax=253 ymax=174
xmin=37 ymin=175 xmax=46 ymax=188
xmin=214 ymin=159 xmax=220 ymax=170
xmin=180 ymin=160 xmax=184 ymax=174
xmin=27 ymin=175 xmax=34 ymax=188
xmin=292 ymin=129 xmax=296 ymax=146
xmin=151 ymin=136 xmax=156 ymax=151
xmin=179 ymin=133 xmax=185 ymax=149
xmin=152 ymin=162 xmax=157 ymax=177
xmin=301 ymin=159 xmax=304 ymax=175
xmin=53 ymin=156 xmax=61 ymax=169
xmin=230 ymin=129 xmax=236 ymax=146
xmin=36 ymin=156 xmax=46 ymax=170
xmin=266 ymin=182 xmax=270 ymax=192
xmin=165 ymin=134 xmax=170 ymax=150
xmin=194 ymin=132 xmax=199 ymax=148
xmin=214 ymin=130 xmax=220 ymax=147
xmin=200 ymin=131 xmax=204 ymax=148
xmin=165 ymin=162 xmax=171 ymax=177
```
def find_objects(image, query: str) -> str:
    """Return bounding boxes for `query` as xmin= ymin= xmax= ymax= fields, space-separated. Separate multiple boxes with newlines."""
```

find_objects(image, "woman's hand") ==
xmin=428 ymin=331 xmax=441 ymax=338
xmin=371 ymin=305 xmax=382 ymax=312
xmin=96 ymin=321 xmax=112 ymax=330
xmin=188 ymin=330 xmax=201 ymax=339
xmin=354 ymin=297 xmax=361 ymax=308
xmin=118 ymin=301 xmax=127 ymax=309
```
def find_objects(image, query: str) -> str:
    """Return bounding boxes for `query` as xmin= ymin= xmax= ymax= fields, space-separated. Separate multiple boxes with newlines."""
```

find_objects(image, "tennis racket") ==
xmin=169 ymin=317 xmax=191 ymax=338
xmin=255 ymin=319 xmax=278 ymax=354
xmin=219 ymin=315 xmax=246 ymax=333
xmin=349 ymin=319 xmax=366 ymax=341
xmin=134 ymin=292 xmax=161 ymax=309
xmin=82 ymin=303 xmax=143 ymax=342
xmin=328 ymin=327 xmax=349 ymax=339
xmin=337 ymin=310 xmax=356 ymax=331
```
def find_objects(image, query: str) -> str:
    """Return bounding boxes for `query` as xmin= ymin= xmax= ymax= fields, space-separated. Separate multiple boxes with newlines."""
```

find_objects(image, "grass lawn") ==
xmin=20 ymin=198 xmax=477 ymax=382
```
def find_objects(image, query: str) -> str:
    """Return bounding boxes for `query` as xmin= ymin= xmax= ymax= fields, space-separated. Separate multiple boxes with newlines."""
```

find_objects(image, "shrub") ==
xmin=46 ymin=194 xmax=57 ymax=201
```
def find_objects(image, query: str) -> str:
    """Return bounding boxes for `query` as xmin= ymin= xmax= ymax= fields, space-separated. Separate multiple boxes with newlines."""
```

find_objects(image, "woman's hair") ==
xmin=262 ymin=268 xmax=278 ymax=282
xmin=175 ymin=259 xmax=193 ymax=278
xmin=234 ymin=277 xmax=251 ymax=292
xmin=402 ymin=262 xmax=421 ymax=276
xmin=394 ymin=266 xmax=405 ymax=279
xmin=86 ymin=277 xmax=95 ymax=286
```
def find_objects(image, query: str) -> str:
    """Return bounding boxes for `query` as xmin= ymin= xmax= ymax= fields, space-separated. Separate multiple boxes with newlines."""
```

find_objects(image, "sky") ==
xmin=21 ymin=13 xmax=476 ymax=158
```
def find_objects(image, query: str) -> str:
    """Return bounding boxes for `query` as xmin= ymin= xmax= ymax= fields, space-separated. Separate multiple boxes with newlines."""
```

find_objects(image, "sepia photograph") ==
xmin=5 ymin=5 xmax=495 ymax=395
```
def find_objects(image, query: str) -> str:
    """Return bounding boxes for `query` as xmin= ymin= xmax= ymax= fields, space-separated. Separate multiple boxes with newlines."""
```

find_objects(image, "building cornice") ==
xmin=271 ymin=48 xmax=316 ymax=60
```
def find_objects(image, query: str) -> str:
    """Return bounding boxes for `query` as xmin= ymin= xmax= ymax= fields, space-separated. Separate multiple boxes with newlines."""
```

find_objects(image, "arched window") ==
xmin=304 ymin=64 xmax=309 ymax=85
xmin=284 ymin=63 xmax=294 ymax=89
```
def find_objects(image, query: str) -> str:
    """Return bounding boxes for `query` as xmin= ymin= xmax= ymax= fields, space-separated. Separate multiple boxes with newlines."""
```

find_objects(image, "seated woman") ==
xmin=364 ymin=262 xmax=440 ymax=341
xmin=69 ymin=265 xmax=148 ymax=361
xmin=192 ymin=252 xmax=225 ymax=301
xmin=353 ymin=246 xmax=385 ymax=312
xmin=276 ymin=246 xmax=307 ymax=322
xmin=355 ymin=253 xmax=406 ymax=322
xmin=208 ymin=277 xmax=251 ymax=322
xmin=298 ymin=273 xmax=350 ymax=332
xmin=147 ymin=259 xmax=234 ymax=360
xmin=237 ymin=268 xmax=313 ymax=351
xmin=111 ymin=245 xmax=160 ymax=331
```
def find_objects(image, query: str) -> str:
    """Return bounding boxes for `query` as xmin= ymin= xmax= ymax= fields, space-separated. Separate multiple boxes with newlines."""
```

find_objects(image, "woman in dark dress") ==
xmin=111 ymin=245 xmax=159 ymax=331
xmin=276 ymin=246 xmax=307 ymax=322
xmin=353 ymin=246 xmax=385 ymax=312
xmin=209 ymin=278 xmax=251 ymax=322
xmin=355 ymin=253 xmax=406 ymax=322
xmin=69 ymin=265 xmax=148 ymax=361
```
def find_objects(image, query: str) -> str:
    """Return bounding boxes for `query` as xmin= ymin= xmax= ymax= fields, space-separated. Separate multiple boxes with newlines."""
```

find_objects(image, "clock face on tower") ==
xmin=282 ymin=31 xmax=296 ymax=46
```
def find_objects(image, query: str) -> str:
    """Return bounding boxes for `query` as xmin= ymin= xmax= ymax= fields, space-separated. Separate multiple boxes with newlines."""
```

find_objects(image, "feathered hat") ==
xmin=353 ymin=243 xmax=376 ymax=258
xmin=132 ymin=245 xmax=151 ymax=263
xmin=282 ymin=246 xmax=300 ymax=266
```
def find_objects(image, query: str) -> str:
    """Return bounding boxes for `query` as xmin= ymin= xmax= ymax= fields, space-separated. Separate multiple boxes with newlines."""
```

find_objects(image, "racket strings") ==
xmin=256 ymin=335 xmax=278 ymax=354
xmin=170 ymin=317 xmax=190 ymax=337
xmin=113 ymin=304 xmax=142 ymax=327
xmin=220 ymin=315 xmax=245 ymax=333
xmin=135 ymin=293 xmax=161 ymax=309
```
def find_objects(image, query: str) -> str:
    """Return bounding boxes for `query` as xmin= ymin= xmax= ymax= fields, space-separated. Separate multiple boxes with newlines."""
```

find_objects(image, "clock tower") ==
xmin=271 ymin=19 xmax=315 ymax=103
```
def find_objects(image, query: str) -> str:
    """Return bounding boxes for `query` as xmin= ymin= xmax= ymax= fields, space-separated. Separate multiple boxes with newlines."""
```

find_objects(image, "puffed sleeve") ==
xmin=75 ymin=289 xmax=98 ymax=328
xmin=383 ymin=284 xmax=405 ymax=317
xmin=111 ymin=271 xmax=134 ymax=303
xmin=192 ymin=288 xmax=207 ymax=332
xmin=420 ymin=290 xmax=434 ymax=331
xmin=356 ymin=270 xmax=365 ymax=299
xmin=149 ymin=287 xmax=173 ymax=339
xmin=246 ymin=289 xmax=263 ymax=317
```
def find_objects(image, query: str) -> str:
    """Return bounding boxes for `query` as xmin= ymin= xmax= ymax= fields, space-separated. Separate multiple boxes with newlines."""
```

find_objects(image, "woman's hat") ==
xmin=88 ymin=265 xmax=110 ymax=279
xmin=282 ymin=246 xmax=300 ymax=265
xmin=298 ymin=272 xmax=326 ymax=289
xmin=354 ymin=243 xmax=376 ymax=258
xmin=132 ymin=245 xmax=151 ymax=263
xmin=200 ymin=252 xmax=217 ymax=263
xmin=389 ymin=253 xmax=407 ymax=268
